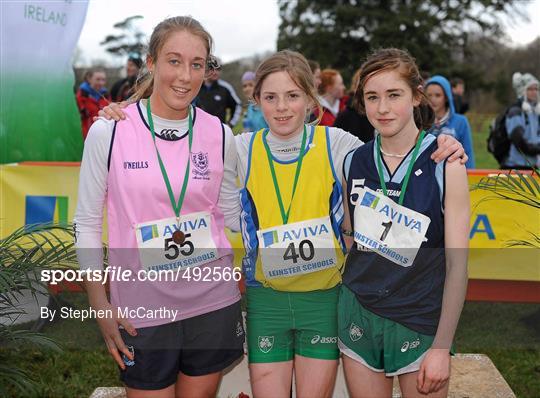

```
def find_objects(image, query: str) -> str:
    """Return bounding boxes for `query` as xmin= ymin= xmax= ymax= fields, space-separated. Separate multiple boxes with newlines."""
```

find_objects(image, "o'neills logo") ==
xmin=124 ymin=161 xmax=149 ymax=170
xmin=191 ymin=151 xmax=210 ymax=180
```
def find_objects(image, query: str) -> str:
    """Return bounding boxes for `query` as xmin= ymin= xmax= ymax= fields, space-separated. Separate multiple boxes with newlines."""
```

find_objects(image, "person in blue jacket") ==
xmin=502 ymin=72 xmax=540 ymax=169
xmin=426 ymin=75 xmax=475 ymax=169
xmin=241 ymin=70 xmax=268 ymax=132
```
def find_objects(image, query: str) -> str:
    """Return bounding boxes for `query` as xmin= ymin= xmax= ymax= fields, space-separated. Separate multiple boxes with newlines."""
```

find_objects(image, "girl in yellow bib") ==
xmin=236 ymin=50 xmax=467 ymax=398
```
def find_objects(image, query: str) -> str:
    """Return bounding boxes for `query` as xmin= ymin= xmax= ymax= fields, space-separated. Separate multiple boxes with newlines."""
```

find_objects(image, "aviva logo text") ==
xmin=25 ymin=196 xmax=69 ymax=228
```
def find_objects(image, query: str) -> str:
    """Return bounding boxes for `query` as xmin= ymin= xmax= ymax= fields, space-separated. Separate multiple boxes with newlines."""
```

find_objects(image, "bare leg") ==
xmin=249 ymin=361 xmax=294 ymax=398
xmin=126 ymin=385 xmax=175 ymax=398
xmin=174 ymin=371 xmax=222 ymax=398
xmin=398 ymin=371 xmax=449 ymax=398
xmin=342 ymin=354 xmax=393 ymax=398
xmin=294 ymin=355 xmax=338 ymax=398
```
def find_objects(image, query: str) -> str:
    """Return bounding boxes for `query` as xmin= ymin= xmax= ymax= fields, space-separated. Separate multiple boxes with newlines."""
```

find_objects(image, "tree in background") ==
xmin=277 ymin=0 xmax=524 ymax=84
xmin=100 ymin=15 xmax=146 ymax=59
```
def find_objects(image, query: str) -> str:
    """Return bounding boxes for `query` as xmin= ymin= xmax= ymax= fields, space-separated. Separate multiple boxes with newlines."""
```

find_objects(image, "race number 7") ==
xmin=283 ymin=240 xmax=315 ymax=263
xmin=164 ymin=233 xmax=194 ymax=259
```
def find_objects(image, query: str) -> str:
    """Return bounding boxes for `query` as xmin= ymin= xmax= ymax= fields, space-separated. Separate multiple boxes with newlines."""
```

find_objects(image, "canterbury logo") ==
xmin=159 ymin=129 xmax=181 ymax=140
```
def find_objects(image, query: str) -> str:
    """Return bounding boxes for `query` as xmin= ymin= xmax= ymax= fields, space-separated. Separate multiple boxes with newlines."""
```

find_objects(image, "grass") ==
xmin=467 ymin=112 xmax=499 ymax=169
xmin=1 ymin=292 xmax=539 ymax=397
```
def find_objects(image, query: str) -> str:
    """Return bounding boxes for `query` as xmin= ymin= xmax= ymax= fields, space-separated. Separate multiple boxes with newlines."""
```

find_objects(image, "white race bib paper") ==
xmin=353 ymin=187 xmax=430 ymax=267
xmin=136 ymin=211 xmax=218 ymax=271
xmin=257 ymin=216 xmax=338 ymax=279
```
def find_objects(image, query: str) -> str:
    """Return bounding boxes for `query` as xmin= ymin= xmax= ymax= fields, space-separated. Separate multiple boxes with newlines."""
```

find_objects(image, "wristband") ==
xmin=340 ymin=227 xmax=354 ymax=237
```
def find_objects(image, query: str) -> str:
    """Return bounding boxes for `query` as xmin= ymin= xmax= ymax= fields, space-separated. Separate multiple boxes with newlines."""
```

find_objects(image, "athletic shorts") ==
xmin=337 ymin=285 xmax=445 ymax=376
xmin=119 ymin=301 xmax=244 ymax=390
xmin=246 ymin=286 xmax=340 ymax=363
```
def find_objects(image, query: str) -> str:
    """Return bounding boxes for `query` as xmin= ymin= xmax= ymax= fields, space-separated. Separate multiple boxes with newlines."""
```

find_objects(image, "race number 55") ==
xmin=164 ymin=234 xmax=194 ymax=259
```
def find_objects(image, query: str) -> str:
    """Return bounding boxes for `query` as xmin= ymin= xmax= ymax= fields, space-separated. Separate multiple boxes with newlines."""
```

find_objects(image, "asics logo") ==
xmin=310 ymin=335 xmax=337 ymax=344
xmin=401 ymin=339 xmax=420 ymax=353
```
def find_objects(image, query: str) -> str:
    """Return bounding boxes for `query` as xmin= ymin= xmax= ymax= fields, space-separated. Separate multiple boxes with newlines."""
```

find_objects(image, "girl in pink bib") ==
xmin=75 ymin=16 xmax=244 ymax=397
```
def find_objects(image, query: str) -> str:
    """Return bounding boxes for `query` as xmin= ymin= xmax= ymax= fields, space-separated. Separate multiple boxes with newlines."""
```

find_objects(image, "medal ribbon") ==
xmin=262 ymin=126 xmax=308 ymax=224
xmin=376 ymin=130 xmax=426 ymax=205
xmin=146 ymin=99 xmax=193 ymax=219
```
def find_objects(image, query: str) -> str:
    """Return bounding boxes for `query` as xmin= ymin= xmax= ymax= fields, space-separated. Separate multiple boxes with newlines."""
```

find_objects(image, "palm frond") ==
xmin=473 ymin=171 xmax=540 ymax=209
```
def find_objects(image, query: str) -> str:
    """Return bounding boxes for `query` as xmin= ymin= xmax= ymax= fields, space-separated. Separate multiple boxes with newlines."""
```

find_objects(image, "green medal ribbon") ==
xmin=376 ymin=130 xmax=426 ymax=205
xmin=262 ymin=126 xmax=308 ymax=224
xmin=146 ymin=99 xmax=193 ymax=219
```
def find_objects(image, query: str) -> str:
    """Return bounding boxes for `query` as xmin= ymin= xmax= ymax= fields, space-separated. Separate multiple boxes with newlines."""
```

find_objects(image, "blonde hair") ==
xmin=253 ymin=50 xmax=322 ymax=124
xmin=131 ymin=16 xmax=213 ymax=101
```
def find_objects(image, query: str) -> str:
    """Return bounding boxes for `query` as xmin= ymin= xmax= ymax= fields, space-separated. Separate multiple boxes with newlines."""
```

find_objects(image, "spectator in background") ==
xmin=196 ymin=60 xmax=242 ymax=127
xmin=110 ymin=55 xmax=142 ymax=102
xmin=503 ymin=72 xmax=540 ymax=169
xmin=316 ymin=69 xmax=346 ymax=126
xmin=334 ymin=68 xmax=375 ymax=143
xmin=241 ymin=71 xmax=268 ymax=132
xmin=451 ymin=77 xmax=469 ymax=114
xmin=426 ymin=75 xmax=475 ymax=168
xmin=76 ymin=67 xmax=110 ymax=140
xmin=308 ymin=60 xmax=322 ymax=91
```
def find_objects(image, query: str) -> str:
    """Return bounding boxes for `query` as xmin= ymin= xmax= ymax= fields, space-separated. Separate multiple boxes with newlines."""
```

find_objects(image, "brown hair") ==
xmin=132 ymin=16 xmax=214 ymax=101
xmin=349 ymin=68 xmax=361 ymax=96
xmin=354 ymin=48 xmax=434 ymax=131
xmin=253 ymin=50 xmax=322 ymax=124
xmin=86 ymin=67 xmax=106 ymax=80
xmin=307 ymin=60 xmax=320 ymax=74
xmin=319 ymin=69 xmax=339 ymax=95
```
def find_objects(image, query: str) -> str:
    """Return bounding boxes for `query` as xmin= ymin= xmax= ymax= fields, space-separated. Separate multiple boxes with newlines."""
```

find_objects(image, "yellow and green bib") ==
xmin=239 ymin=125 xmax=345 ymax=292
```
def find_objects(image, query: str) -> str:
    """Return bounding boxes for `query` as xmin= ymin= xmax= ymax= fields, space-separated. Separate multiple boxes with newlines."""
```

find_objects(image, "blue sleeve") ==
xmin=458 ymin=116 xmax=475 ymax=169
xmin=505 ymin=112 xmax=525 ymax=138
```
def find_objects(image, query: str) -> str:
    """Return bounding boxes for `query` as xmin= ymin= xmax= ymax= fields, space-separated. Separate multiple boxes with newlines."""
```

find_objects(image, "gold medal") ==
xmin=173 ymin=230 xmax=185 ymax=244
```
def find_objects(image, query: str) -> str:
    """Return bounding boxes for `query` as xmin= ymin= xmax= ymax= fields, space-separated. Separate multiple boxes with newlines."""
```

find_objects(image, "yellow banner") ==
xmin=1 ymin=164 xmax=538 ymax=281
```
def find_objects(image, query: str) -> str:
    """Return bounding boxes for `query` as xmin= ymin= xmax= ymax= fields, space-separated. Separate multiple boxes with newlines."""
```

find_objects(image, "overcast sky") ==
xmin=76 ymin=0 xmax=540 ymax=67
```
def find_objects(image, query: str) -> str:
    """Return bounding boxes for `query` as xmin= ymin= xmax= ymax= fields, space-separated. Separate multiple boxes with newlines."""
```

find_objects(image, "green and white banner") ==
xmin=1 ymin=0 xmax=89 ymax=163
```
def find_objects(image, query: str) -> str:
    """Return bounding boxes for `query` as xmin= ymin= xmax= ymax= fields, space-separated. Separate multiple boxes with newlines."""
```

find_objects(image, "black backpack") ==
xmin=487 ymin=99 xmax=523 ymax=165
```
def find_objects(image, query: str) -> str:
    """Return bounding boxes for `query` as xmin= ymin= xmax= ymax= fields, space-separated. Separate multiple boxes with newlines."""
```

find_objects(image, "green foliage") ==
xmin=0 ymin=224 xmax=77 ymax=396
xmin=277 ymin=0 xmax=522 ymax=82
xmin=100 ymin=15 xmax=146 ymax=58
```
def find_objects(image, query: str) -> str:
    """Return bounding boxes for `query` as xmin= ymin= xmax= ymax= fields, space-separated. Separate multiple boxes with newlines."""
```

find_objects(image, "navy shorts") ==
xmin=119 ymin=301 xmax=244 ymax=390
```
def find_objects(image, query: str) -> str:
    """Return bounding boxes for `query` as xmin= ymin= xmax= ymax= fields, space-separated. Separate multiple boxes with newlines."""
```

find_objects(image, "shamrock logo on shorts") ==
xmin=258 ymin=336 xmax=274 ymax=353
xmin=349 ymin=323 xmax=364 ymax=342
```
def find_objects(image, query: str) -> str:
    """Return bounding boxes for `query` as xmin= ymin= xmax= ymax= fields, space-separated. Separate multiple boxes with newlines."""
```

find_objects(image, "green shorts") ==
xmin=338 ymin=285 xmax=437 ymax=376
xmin=246 ymin=286 xmax=340 ymax=363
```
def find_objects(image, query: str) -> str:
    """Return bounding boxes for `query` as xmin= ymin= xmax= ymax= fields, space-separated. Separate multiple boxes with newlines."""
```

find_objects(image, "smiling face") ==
xmin=426 ymin=83 xmax=447 ymax=117
xmin=363 ymin=69 xmax=419 ymax=139
xmin=259 ymin=70 xmax=310 ymax=139
xmin=147 ymin=30 xmax=207 ymax=119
